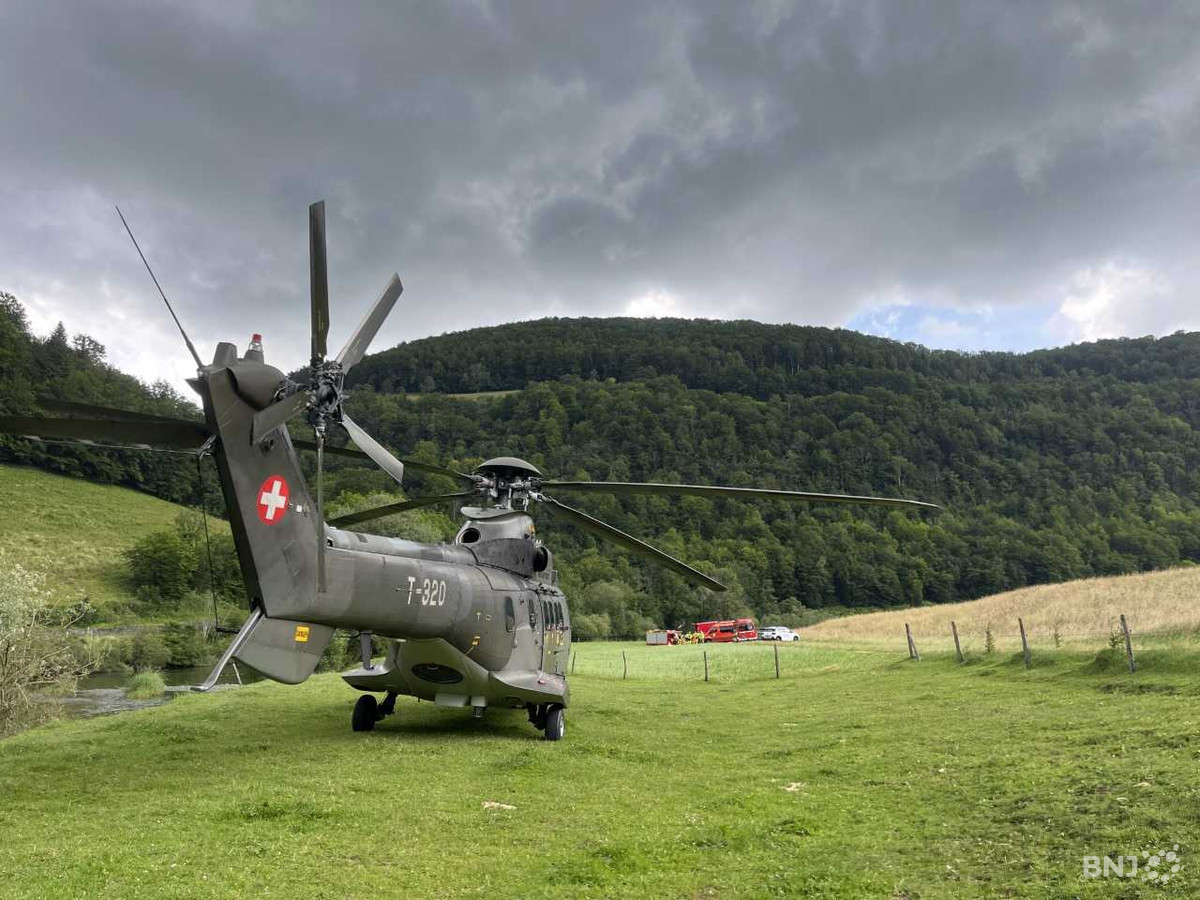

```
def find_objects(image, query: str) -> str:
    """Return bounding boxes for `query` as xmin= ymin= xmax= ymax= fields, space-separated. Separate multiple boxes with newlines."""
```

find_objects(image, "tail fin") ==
xmin=197 ymin=608 xmax=333 ymax=688
xmin=193 ymin=343 xmax=322 ymax=623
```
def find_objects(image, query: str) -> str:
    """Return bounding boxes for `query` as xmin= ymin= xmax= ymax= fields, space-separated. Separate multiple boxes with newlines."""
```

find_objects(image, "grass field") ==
xmin=0 ymin=464 xmax=204 ymax=613
xmin=805 ymin=567 xmax=1200 ymax=653
xmin=3 ymin=641 xmax=1198 ymax=898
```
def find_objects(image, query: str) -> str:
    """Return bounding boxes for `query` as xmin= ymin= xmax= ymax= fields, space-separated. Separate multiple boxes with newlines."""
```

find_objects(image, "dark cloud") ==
xmin=1 ymin=1 xmax=1197 ymax=388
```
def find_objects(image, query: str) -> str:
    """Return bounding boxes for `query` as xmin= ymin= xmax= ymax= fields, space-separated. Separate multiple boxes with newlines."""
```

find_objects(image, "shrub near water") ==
xmin=0 ymin=554 xmax=95 ymax=734
xmin=125 ymin=670 xmax=166 ymax=699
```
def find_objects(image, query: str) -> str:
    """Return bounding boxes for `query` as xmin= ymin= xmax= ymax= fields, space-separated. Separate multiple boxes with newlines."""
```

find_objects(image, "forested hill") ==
xmin=7 ymin=288 xmax=1200 ymax=637
xmin=341 ymin=315 xmax=1200 ymax=632
xmin=348 ymin=317 xmax=1200 ymax=397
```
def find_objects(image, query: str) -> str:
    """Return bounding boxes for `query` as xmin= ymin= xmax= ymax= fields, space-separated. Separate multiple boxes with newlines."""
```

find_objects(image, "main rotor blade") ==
xmin=327 ymin=492 xmax=473 ymax=528
xmin=251 ymin=392 xmax=308 ymax=444
xmin=37 ymin=399 xmax=204 ymax=427
xmin=0 ymin=415 xmax=210 ymax=449
xmin=335 ymin=274 xmax=403 ymax=372
xmin=340 ymin=414 xmax=405 ymax=486
xmin=539 ymin=495 xmax=726 ymax=592
xmin=310 ymin=200 xmax=330 ymax=364
xmin=292 ymin=438 xmax=477 ymax=484
xmin=541 ymin=481 xmax=941 ymax=512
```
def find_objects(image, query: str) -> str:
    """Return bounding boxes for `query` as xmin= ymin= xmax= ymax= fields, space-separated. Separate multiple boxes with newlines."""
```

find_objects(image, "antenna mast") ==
xmin=115 ymin=205 xmax=204 ymax=368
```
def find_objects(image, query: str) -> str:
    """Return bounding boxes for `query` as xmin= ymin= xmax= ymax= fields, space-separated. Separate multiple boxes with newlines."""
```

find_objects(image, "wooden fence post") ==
xmin=1120 ymin=614 xmax=1137 ymax=673
xmin=774 ymin=642 xmax=780 ymax=679
xmin=703 ymin=649 xmax=709 ymax=683
xmin=905 ymin=623 xmax=920 ymax=661
xmin=571 ymin=652 xmax=576 ymax=675
xmin=951 ymin=620 xmax=964 ymax=663
xmin=622 ymin=650 xmax=628 ymax=680
xmin=1019 ymin=618 xmax=1031 ymax=669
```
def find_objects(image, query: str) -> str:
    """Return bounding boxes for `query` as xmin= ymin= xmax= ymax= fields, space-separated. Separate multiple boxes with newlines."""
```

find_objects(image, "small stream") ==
xmin=60 ymin=665 xmax=264 ymax=718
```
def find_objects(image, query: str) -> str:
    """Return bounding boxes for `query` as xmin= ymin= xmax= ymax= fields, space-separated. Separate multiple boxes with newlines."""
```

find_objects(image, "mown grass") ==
xmin=0 ymin=464 xmax=203 ymax=612
xmin=3 ymin=642 xmax=1198 ymax=898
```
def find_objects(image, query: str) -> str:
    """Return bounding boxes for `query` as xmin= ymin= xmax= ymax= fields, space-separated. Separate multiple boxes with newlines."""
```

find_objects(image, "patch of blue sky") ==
xmin=846 ymin=302 xmax=1065 ymax=353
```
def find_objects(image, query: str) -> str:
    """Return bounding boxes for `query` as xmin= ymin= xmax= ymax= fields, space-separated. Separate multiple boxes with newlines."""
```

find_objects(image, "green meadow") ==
xmin=3 ymin=641 xmax=1197 ymax=899
xmin=0 ymin=464 xmax=221 ymax=617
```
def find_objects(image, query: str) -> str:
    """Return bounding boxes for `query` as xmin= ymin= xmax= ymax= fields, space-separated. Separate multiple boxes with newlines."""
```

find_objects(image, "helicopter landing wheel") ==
xmin=527 ymin=703 xmax=547 ymax=731
xmin=543 ymin=705 xmax=565 ymax=742
xmin=352 ymin=694 xmax=379 ymax=732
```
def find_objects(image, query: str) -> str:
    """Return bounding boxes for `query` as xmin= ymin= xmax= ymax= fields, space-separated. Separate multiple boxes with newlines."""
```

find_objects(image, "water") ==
xmin=60 ymin=664 xmax=264 ymax=718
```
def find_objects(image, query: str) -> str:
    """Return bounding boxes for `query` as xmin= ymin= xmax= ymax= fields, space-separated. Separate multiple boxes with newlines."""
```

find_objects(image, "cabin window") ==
xmin=529 ymin=598 xmax=538 ymax=629
xmin=553 ymin=602 xmax=561 ymax=628
xmin=504 ymin=597 xmax=515 ymax=633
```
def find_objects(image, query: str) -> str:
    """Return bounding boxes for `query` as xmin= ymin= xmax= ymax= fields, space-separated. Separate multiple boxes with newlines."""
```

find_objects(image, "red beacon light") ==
xmin=246 ymin=332 xmax=265 ymax=361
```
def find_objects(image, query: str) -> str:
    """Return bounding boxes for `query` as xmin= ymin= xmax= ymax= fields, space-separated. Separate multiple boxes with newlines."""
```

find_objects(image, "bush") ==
xmin=0 ymin=557 xmax=96 ymax=734
xmin=126 ymin=670 xmax=166 ymax=699
xmin=129 ymin=630 xmax=170 ymax=671
xmin=124 ymin=530 xmax=196 ymax=605
xmin=162 ymin=623 xmax=214 ymax=667
xmin=571 ymin=613 xmax=612 ymax=641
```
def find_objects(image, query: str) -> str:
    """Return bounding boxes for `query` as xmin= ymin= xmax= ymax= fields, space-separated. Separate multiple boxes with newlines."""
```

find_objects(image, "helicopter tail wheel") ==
xmin=543 ymin=705 xmax=565 ymax=742
xmin=352 ymin=694 xmax=379 ymax=732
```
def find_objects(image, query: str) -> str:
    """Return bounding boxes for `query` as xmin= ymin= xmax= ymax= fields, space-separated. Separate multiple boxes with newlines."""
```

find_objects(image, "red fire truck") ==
xmin=695 ymin=618 xmax=758 ymax=643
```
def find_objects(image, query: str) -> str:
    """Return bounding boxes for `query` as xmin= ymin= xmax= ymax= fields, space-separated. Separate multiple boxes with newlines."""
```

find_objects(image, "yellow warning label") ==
xmin=294 ymin=625 xmax=310 ymax=643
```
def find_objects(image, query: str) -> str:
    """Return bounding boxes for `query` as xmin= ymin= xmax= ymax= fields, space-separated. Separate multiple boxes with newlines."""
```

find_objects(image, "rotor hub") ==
xmin=473 ymin=457 xmax=543 ymax=509
xmin=307 ymin=360 xmax=346 ymax=429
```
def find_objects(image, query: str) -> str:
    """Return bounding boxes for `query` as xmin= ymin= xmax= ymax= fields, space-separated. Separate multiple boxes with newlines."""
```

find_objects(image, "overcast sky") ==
xmin=2 ymin=1 xmax=1198 ymax=392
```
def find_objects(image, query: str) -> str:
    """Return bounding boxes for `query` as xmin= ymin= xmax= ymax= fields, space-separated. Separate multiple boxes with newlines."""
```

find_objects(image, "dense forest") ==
xmin=5 ymin=292 xmax=1200 ymax=637
xmin=350 ymin=317 xmax=1200 ymax=396
xmin=0 ymin=291 xmax=210 ymax=506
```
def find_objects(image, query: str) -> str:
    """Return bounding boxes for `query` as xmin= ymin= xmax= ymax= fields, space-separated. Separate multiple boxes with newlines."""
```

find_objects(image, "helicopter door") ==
xmin=528 ymin=595 xmax=542 ymax=672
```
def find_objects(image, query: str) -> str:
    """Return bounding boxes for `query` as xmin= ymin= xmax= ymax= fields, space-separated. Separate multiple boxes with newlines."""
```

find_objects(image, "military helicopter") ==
xmin=0 ymin=202 xmax=939 ymax=740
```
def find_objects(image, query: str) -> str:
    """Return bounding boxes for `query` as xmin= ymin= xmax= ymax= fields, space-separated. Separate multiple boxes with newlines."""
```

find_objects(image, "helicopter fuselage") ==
xmin=195 ymin=343 xmax=570 ymax=716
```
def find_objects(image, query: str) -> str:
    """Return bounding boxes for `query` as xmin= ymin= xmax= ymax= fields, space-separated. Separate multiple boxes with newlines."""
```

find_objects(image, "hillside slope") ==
xmin=805 ymin=565 xmax=1200 ymax=651
xmin=0 ymin=464 xmax=218 ymax=613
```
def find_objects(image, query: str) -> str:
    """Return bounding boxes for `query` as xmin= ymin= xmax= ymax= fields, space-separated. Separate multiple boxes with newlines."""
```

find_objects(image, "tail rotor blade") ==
xmin=335 ymin=274 xmax=403 ymax=372
xmin=251 ymin=392 xmax=308 ymax=444
xmin=540 ymin=495 xmax=726 ymax=592
xmin=310 ymin=201 xmax=330 ymax=364
xmin=341 ymin=414 xmax=405 ymax=486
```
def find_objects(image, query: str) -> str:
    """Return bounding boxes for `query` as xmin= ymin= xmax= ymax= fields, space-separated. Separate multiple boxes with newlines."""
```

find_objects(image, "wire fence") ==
xmin=568 ymin=641 xmax=879 ymax=682
xmin=568 ymin=615 xmax=1198 ymax=682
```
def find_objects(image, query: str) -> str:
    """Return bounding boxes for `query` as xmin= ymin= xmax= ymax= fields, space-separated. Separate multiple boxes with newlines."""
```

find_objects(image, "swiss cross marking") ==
xmin=256 ymin=475 xmax=290 ymax=525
